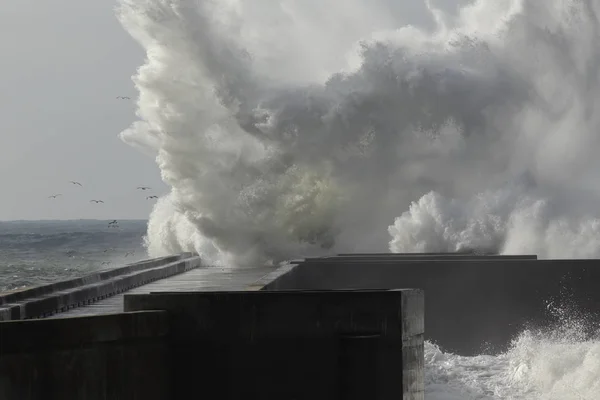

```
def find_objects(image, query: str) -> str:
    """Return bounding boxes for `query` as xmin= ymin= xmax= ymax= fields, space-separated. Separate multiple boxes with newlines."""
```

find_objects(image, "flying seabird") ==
xmin=90 ymin=200 xmax=104 ymax=203
xmin=69 ymin=181 xmax=82 ymax=186
xmin=146 ymin=195 xmax=158 ymax=200
xmin=116 ymin=96 xmax=131 ymax=100
xmin=137 ymin=186 xmax=151 ymax=190
xmin=108 ymin=220 xmax=118 ymax=225
xmin=48 ymin=194 xmax=62 ymax=199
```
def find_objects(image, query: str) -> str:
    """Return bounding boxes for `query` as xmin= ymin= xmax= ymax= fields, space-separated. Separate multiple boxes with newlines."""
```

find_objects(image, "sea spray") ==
xmin=118 ymin=0 xmax=600 ymax=265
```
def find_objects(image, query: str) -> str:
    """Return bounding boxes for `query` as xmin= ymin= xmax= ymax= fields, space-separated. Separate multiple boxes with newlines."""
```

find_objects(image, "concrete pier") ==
xmin=0 ymin=253 xmax=430 ymax=399
xmin=4 ymin=250 xmax=597 ymax=398
xmin=0 ymin=262 xmax=424 ymax=400
xmin=0 ymin=253 xmax=199 ymax=321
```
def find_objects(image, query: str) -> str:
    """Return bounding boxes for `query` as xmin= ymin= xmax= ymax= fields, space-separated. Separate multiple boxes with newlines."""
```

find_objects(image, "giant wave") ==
xmin=118 ymin=0 xmax=600 ymax=267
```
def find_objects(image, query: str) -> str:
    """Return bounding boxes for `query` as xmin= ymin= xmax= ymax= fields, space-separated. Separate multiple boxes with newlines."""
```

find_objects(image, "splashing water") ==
xmin=117 ymin=0 xmax=600 ymax=266
xmin=116 ymin=0 xmax=600 ymax=397
xmin=426 ymin=304 xmax=600 ymax=400
xmin=425 ymin=334 xmax=600 ymax=400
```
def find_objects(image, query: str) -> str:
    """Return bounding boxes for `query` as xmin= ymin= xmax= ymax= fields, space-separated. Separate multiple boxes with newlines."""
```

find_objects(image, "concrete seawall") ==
xmin=264 ymin=256 xmax=600 ymax=355
xmin=0 ymin=311 xmax=170 ymax=400
xmin=5 ymin=251 xmax=590 ymax=371
xmin=0 ymin=286 xmax=425 ymax=400
xmin=124 ymin=289 xmax=424 ymax=400
xmin=9 ymin=251 xmax=572 ymax=397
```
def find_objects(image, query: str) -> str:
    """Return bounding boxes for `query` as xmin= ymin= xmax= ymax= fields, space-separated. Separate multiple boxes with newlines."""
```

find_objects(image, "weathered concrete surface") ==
xmin=264 ymin=257 xmax=600 ymax=355
xmin=249 ymin=263 xmax=298 ymax=291
xmin=49 ymin=264 xmax=278 ymax=318
xmin=124 ymin=289 xmax=425 ymax=400
xmin=263 ymin=255 xmax=538 ymax=297
xmin=0 ymin=311 xmax=169 ymax=400
xmin=0 ymin=255 xmax=201 ymax=321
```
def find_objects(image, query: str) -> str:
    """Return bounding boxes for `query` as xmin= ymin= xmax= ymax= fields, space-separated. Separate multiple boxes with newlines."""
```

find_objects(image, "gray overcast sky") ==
xmin=0 ymin=0 xmax=467 ymax=221
xmin=0 ymin=0 xmax=162 ymax=220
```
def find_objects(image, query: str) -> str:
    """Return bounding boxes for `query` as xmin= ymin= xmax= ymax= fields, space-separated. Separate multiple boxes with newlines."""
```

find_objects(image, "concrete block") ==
xmin=124 ymin=289 xmax=424 ymax=400
xmin=264 ymin=258 xmax=600 ymax=355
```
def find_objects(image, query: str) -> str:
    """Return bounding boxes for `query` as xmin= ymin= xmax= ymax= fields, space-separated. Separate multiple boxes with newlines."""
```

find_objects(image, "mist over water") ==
xmin=116 ymin=0 xmax=600 ymax=397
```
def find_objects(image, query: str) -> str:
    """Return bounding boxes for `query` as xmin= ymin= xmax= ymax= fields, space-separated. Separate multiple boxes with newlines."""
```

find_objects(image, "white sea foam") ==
xmin=425 ymin=312 xmax=600 ymax=400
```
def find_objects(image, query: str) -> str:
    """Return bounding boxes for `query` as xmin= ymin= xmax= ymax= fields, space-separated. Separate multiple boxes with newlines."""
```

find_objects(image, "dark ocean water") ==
xmin=0 ymin=220 xmax=148 ymax=292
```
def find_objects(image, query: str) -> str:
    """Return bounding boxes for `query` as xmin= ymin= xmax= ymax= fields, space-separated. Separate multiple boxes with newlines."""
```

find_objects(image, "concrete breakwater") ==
xmin=2 ymin=252 xmax=598 ymax=399
xmin=0 ymin=253 xmax=427 ymax=400
xmin=0 ymin=252 xmax=425 ymax=400
xmin=0 ymin=290 xmax=424 ymax=400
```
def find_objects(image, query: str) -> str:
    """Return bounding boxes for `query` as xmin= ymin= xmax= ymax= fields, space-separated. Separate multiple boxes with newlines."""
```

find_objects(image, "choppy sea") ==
xmin=0 ymin=219 xmax=147 ymax=292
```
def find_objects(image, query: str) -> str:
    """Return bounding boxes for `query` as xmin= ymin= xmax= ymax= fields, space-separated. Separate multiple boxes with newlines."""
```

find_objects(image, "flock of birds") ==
xmin=49 ymin=95 xmax=155 ymax=266
xmin=44 ymin=96 xmax=159 ymax=226
xmin=48 ymin=181 xmax=159 ymax=228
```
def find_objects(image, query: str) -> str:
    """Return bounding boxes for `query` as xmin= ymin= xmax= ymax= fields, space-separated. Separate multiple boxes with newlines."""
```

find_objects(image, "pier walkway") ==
xmin=0 ymin=252 xmax=541 ymax=324
xmin=0 ymin=253 xmax=277 ymax=321
xmin=50 ymin=263 xmax=276 ymax=318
